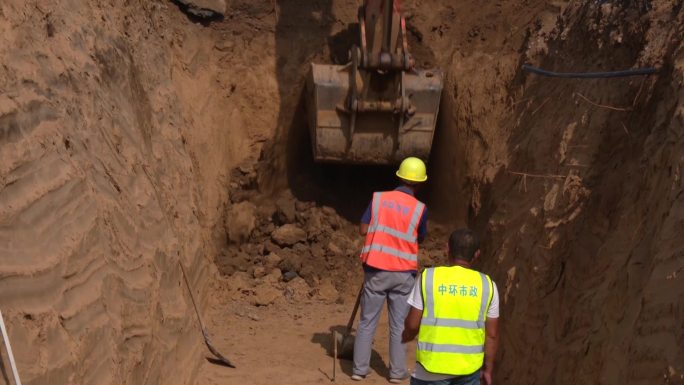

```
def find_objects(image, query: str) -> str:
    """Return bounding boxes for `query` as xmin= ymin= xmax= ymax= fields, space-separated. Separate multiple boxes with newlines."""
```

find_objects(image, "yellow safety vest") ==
xmin=417 ymin=266 xmax=493 ymax=375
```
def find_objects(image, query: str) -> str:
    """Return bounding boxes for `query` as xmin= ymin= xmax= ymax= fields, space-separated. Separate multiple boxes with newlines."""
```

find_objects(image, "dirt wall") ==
xmin=1 ymin=0 xmax=683 ymax=384
xmin=467 ymin=2 xmax=684 ymax=384
xmin=0 ymin=1 xmax=248 ymax=383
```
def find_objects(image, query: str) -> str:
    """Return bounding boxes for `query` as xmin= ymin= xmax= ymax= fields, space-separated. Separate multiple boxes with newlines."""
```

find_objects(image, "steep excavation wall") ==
xmin=0 ymin=1 xmax=248 ymax=383
xmin=473 ymin=3 xmax=684 ymax=384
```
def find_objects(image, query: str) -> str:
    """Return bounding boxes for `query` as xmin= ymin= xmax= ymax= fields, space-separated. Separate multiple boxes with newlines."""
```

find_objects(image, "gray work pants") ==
xmin=353 ymin=269 xmax=415 ymax=379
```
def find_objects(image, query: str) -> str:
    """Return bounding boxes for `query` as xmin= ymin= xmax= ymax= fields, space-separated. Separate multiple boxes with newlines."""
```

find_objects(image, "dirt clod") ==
xmin=275 ymin=195 xmax=297 ymax=224
xmin=282 ymin=271 xmax=299 ymax=282
xmin=226 ymin=201 xmax=257 ymax=243
xmin=315 ymin=279 xmax=339 ymax=303
xmin=262 ymin=268 xmax=282 ymax=284
xmin=227 ymin=271 xmax=253 ymax=294
xmin=284 ymin=277 xmax=312 ymax=302
xmin=252 ymin=284 xmax=281 ymax=306
xmin=264 ymin=252 xmax=282 ymax=269
xmin=253 ymin=266 xmax=267 ymax=279
xmin=271 ymin=224 xmax=307 ymax=246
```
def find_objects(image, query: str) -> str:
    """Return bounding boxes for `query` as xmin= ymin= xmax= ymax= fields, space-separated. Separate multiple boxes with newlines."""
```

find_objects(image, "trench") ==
xmin=212 ymin=1 xmax=684 ymax=384
xmin=0 ymin=1 xmax=682 ymax=385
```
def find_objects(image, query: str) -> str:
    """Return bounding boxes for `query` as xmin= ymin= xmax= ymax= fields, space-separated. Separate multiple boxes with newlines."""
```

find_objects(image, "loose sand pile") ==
xmin=217 ymin=162 xmax=448 ymax=305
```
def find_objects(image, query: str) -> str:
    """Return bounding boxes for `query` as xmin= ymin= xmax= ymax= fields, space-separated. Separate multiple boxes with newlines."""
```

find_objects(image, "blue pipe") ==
xmin=522 ymin=64 xmax=657 ymax=78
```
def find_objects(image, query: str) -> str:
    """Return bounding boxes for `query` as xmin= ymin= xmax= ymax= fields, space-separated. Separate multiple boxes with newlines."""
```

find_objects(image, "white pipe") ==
xmin=0 ymin=310 xmax=22 ymax=385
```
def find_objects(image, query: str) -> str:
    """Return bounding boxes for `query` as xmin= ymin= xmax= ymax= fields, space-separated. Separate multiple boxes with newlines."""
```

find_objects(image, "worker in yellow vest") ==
xmin=402 ymin=229 xmax=500 ymax=385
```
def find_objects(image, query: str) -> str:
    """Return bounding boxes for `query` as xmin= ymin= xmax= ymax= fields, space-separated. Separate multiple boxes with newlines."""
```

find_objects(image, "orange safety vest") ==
xmin=360 ymin=190 xmax=426 ymax=271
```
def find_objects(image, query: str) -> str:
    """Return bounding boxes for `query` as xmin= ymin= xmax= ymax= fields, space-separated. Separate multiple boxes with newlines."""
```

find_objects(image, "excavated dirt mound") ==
xmin=1 ymin=1 xmax=683 ymax=385
xmin=218 ymin=163 xmax=448 ymax=302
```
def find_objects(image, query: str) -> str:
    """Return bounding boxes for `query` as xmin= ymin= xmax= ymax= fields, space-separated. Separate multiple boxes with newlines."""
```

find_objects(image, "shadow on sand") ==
xmin=311 ymin=325 xmax=390 ymax=379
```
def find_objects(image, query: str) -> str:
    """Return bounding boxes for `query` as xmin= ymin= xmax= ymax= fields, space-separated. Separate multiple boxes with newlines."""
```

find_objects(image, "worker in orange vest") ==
xmin=352 ymin=157 xmax=428 ymax=383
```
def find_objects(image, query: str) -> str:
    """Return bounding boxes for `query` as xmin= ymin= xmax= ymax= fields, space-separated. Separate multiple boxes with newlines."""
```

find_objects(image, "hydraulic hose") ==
xmin=522 ymin=64 xmax=657 ymax=78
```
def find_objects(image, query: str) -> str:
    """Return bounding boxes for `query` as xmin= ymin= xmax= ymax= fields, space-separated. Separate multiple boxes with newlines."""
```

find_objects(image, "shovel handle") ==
xmin=332 ymin=330 xmax=337 ymax=382
xmin=346 ymin=284 xmax=364 ymax=334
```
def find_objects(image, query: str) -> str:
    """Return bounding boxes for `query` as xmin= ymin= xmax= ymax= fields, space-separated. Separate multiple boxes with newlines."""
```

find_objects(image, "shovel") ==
xmin=334 ymin=284 xmax=363 ymax=360
xmin=178 ymin=260 xmax=235 ymax=368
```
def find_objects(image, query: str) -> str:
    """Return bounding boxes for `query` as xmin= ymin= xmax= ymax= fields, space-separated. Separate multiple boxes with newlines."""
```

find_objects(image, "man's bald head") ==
xmin=448 ymin=229 xmax=480 ymax=262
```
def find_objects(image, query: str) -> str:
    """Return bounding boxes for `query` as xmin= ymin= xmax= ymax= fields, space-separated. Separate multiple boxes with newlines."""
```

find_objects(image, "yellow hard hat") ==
xmin=396 ymin=157 xmax=427 ymax=183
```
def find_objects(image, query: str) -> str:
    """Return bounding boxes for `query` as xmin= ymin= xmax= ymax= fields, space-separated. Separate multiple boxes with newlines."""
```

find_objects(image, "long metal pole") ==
xmin=381 ymin=0 xmax=392 ymax=53
xmin=332 ymin=330 xmax=337 ymax=382
xmin=0 ymin=310 xmax=22 ymax=385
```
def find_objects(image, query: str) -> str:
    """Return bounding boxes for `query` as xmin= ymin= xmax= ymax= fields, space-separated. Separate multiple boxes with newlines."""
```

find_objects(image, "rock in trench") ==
xmin=316 ymin=279 xmax=339 ymax=303
xmin=262 ymin=268 xmax=282 ymax=284
xmin=252 ymin=284 xmax=281 ymax=306
xmin=274 ymin=196 xmax=296 ymax=224
xmin=253 ymin=266 xmax=267 ymax=279
xmin=227 ymin=271 xmax=252 ymax=293
xmin=271 ymin=224 xmax=307 ymax=246
xmin=284 ymin=277 xmax=311 ymax=301
xmin=174 ymin=0 xmax=226 ymax=18
xmin=264 ymin=252 xmax=282 ymax=269
xmin=226 ymin=201 xmax=256 ymax=244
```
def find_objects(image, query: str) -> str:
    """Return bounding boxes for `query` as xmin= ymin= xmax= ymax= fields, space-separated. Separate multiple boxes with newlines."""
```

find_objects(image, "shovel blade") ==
xmin=335 ymin=332 xmax=356 ymax=360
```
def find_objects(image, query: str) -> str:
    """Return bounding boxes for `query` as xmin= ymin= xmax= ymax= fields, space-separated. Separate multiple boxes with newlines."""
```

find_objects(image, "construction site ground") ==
xmin=0 ymin=1 xmax=683 ymax=385
xmin=194 ymin=291 xmax=415 ymax=385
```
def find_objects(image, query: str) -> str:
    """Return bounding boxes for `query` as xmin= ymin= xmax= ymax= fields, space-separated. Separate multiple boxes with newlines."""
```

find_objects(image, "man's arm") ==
xmin=482 ymin=317 xmax=499 ymax=385
xmin=360 ymin=201 xmax=371 ymax=235
xmin=401 ymin=306 xmax=422 ymax=343
xmin=417 ymin=209 xmax=427 ymax=243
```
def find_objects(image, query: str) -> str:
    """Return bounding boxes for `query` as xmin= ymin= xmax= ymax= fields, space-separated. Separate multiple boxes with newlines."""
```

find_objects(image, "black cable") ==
xmin=522 ymin=64 xmax=657 ymax=78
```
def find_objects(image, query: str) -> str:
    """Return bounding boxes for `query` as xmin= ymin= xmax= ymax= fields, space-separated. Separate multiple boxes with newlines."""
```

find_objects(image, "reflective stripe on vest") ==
xmin=423 ymin=268 xmax=491 ymax=329
xmin=417 ymin=342 xmax=484 ymax=354
xmin=360 ymin=244 xmax=418 ymax=262
xmin=417 ymin=266 xmax=493 ymax=376
xmin=368 ymin=192 xmax=425 ymax=243
xmin=360 ymin=191 xmax=425 ymax=271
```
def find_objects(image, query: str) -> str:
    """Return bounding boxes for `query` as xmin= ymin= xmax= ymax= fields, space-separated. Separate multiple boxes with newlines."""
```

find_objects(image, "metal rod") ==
xmin=0 ymin=310 xmax=22 ymax=385
xmin=332 ymin=331 xmax=337 ymax=382
xmin=381 ymin=0 xmax=392 ymax=53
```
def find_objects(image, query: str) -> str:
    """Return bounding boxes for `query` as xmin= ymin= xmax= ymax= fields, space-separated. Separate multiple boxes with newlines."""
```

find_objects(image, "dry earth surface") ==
xmin=0 ymin=0 xmax=682 ymax=385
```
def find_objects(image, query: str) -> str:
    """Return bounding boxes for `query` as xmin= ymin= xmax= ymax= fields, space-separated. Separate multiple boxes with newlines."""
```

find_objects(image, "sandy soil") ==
xmin=0 ymin=1 xmax=683 ymax=385
xmin=194 ymin=284 xmax=420 ymax=385
xmin=0 ymin=1 xmax=234 ymax=384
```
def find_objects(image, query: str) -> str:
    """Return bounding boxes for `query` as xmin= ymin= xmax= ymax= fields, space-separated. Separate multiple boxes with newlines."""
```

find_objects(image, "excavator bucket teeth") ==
xmin=306 ymin=63 xmax=443 ymax=165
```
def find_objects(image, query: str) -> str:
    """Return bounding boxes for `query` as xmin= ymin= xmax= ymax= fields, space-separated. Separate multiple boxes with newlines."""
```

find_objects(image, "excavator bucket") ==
xmin=306 ymin=64 xmax=442 ymax=164
xmin=305 ymin=0 xmax=443 ymax=165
